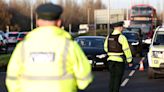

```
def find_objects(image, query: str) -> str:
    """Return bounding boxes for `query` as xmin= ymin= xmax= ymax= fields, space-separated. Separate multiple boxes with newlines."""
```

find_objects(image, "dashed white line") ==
xmin=121 ymin=57 xmax=145 ymax=87
xmin=129 ymin=70 xmax=135 ymax=77
xmin=121 ymin=78 xmax=129 ymax=87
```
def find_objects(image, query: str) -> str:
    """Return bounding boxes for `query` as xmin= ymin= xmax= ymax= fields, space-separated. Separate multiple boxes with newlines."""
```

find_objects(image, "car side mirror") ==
xmin=143 ymin=39 xmax=152 ymax=44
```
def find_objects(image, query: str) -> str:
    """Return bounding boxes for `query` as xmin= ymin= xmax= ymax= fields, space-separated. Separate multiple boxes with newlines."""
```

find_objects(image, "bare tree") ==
xmin=0 ymin=1 xmax=12 ymax=31
xmin=8 ymin=0 xmax=32 ymax=31
xmin=80 ymin=0 xmax=106 ymax=24
xmin=0 ymin=0 xmax=105 ymax=32
xmin=57 ymin=0 xmax=105 ymax=31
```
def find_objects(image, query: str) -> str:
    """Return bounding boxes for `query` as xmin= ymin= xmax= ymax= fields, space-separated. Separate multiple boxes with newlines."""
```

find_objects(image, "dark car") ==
xmin=122 ymin=31 xmax=143 ymax=57
xmin=6 ymin=32 xmax=19 ymax=46
xmin=16 ymin=32 xmax=28 ymax=43
xmin=75 ymin=36 xmax=108 ymax=69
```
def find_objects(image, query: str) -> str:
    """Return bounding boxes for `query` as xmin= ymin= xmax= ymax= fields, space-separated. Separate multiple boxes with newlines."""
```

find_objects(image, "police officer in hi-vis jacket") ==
xmin=6 ymin=3 xmax=93 ymax=92
xmin=104 ymin=21 xmax=133 ymax=92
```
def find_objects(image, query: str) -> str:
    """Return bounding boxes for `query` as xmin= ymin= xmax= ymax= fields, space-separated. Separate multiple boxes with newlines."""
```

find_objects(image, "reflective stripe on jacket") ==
xmin=104 ymin=30 xmax=132 ymax=63
xmin=6 ymin=26 xmax=93 ymax=92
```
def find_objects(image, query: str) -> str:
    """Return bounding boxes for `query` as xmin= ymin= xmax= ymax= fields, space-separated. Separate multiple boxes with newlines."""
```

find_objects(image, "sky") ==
xmin=50 ymin=0 xmax=164 ymax=13
xmin=7 ymin=0 xmax=163 ymax=13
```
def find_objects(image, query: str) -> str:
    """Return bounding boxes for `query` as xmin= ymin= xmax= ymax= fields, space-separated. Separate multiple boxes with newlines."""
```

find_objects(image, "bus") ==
xmin=129 ymin=4 xmax=158 ymax=39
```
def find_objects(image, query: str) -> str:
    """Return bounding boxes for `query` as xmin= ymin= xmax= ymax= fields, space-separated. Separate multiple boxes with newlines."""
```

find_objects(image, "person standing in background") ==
xmin=104 ymin=21 xmax=133 ymax=92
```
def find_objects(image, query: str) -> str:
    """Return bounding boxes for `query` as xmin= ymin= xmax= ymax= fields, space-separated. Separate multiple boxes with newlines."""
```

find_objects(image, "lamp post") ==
xmin=87 ymin=8 xmax=91 ymax=27
xmin=30 ymin=0 xmax=33 ymax=31
xmin=107 ymin=0 xmax=110 ymax=35
xmin=163 ymin=0 xmax=164 ymax=23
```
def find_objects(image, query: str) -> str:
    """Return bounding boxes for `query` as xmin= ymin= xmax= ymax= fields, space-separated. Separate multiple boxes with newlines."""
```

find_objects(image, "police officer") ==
xmin=6 ymin=3 xmax=92 ymax=92
xmin=104 ymin=21 xmax=133 ymax=92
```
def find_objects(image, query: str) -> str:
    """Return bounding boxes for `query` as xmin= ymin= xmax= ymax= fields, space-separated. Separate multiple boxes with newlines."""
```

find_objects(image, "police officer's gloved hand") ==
xmin=128 ymin=60 xmax=134 ymax=70
xmin=128 ymin=63 xmax=133 ymax=67
xmin=128 ymin=58 xmax=133 ymax=67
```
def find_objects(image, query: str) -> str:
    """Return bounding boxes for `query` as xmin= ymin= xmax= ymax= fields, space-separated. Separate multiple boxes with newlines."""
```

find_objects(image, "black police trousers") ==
xmin=108 ymin=60 xmax=125 ymax=92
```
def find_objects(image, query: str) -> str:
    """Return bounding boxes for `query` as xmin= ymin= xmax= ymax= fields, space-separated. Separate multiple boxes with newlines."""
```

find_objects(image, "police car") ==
xmin=147 ymin=26 xmax=164 ymax=79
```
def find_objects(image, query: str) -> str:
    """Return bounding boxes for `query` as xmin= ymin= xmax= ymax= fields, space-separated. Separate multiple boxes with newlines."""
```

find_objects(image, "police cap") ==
xmin=110 ymin=21 xmax=124 ymax=28
xmin=36 ymin=3 xmax=63 ymax=20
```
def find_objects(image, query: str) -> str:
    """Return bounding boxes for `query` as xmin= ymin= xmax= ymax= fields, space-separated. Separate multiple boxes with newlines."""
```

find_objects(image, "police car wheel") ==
xmin=148 ymin=67 xmax=156 ymax=79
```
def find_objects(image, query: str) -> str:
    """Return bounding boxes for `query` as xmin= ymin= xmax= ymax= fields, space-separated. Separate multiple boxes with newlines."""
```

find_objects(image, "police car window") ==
xmin=153 ymin=31 xmax=164 ymax=45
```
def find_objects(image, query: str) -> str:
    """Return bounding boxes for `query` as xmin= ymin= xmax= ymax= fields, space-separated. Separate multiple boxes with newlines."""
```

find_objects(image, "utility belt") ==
xmin=108 ymin=54 xmax=126 ymax=62
xmin=120 ymin=55 xmax=126 ymax=61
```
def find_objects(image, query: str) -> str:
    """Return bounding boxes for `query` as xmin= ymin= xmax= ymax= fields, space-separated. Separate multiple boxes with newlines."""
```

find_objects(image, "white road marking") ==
xmin=121 ymin=78 xmax=129 ymax=87
xmin=129 ymin=70 xmax=135 ymax=77
xmin=121 ymin=57 xmax=145 ymax=87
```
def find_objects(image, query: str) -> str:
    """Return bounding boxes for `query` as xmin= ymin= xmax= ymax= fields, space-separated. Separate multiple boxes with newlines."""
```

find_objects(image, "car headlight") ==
xmin=131 ymin=42 xmax=139 ymax=45
xmin=96 ymin=54 xmax=107 ymax=59
xmin=152 ymin=51 xmax=163 ymax=58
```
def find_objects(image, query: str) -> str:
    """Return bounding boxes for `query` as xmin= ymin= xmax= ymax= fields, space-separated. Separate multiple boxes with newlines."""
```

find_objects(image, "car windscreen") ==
xmin=124 ymin=28 xmax=141 ymax=34
xmin=77 ymin=38 xmax=104 ymax=48
xmin=9 ymin=34 xmax=18 ymax=37
xmin=123 ymin=33 xmax=138 ymax=40
xmin=153 ymin=31 xmax=164 ymax=45
xmin=18 ymin=34 xmax=26 ymax=38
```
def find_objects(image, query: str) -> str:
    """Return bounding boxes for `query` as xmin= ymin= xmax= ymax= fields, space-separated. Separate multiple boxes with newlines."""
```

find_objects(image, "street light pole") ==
xmin=107 ymin=0 xmax=110 ymax=35
xmin=163 ymin=0 xmax=164 ymax=23
xmin=87 ymin=8 xmax=90 ymax=27
xmin=30 ymin=0 xmax=33 ymax=31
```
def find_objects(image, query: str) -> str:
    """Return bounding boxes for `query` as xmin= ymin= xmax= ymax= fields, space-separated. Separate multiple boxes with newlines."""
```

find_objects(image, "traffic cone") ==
xmin=139 ymin=60 xmax=144 ymax=71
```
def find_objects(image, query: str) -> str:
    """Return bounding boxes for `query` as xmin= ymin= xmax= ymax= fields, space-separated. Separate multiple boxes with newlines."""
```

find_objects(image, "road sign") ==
xmin=94 ymin=9 xmax=125 ymax=24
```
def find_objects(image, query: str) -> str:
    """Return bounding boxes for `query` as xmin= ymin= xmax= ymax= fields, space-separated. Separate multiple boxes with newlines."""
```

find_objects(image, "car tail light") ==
xmin=17 ymin=38 xmax=23 ymax=41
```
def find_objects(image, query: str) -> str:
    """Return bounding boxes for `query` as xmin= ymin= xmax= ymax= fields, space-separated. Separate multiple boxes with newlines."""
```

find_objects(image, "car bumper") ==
xmin=87 ymin=56 xmax=108 ymax=68
xmin=150 ymin=67 xmax=164 ymax=74
xmin=89 ymin=60 xmax=104 ymax=65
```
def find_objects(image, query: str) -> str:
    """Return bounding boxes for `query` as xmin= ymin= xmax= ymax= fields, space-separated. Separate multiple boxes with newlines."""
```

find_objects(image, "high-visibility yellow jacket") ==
xmin=104 ymin=29 xmax=132 ymax=63
xmin=6 ymin=26 xmax=93 ymax=92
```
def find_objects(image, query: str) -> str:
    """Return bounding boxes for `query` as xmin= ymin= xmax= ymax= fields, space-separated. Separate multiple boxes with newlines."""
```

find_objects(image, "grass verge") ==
xmin=0 ymin=54 xmax=11 ymax=67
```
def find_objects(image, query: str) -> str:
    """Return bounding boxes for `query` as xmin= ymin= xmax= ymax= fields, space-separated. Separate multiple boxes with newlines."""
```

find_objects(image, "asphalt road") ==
xmin=0 ymin=66 xmax=7 ymax=92
xmin=85 ymin=57 xmax=164 ymax=92
xmin=1 ymin=57 xmax=164 ymax=92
